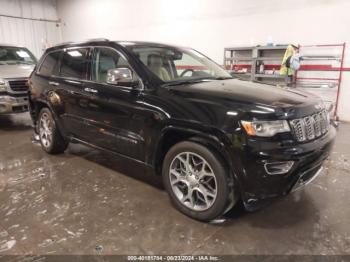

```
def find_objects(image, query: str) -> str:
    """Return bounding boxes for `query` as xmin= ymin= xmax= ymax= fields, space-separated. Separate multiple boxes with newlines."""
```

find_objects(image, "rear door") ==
xmin=31 ymin=50 xmax=61 ymax=122
xmin=53 ymin=47 xmax=94 ymax=140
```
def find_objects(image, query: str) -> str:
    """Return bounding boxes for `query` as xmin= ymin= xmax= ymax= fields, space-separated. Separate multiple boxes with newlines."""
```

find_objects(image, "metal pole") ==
xmin=334 ymin=42 xmax=346 ymax=119
xmin=293 ymin=44 xmax=300 ymax=88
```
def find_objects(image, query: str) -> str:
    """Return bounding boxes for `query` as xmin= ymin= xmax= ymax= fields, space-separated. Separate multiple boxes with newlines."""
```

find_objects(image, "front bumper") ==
xmin=236 ymin=126 xmax=336 ymax=210
xmin=0 ymin=95 xmax=29 ymax=114
xmin=291 ymin=165 xmax=323 ymax=192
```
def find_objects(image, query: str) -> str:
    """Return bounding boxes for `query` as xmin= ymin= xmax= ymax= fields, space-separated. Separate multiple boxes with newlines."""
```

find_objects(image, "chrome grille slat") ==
xmin=304 ymin=116 xmax=315 ymax=140
xmin=313 ymin=114 xmax=322 ymax=137
xmin=290 ymin=119 xmax=306 ymax=142
xmin=290 ymin=110 xmax=329 ymax=142
xmin=8 ymin=79 xmax=29 ymax=92
xmin=321 ymin=111 xmax=328 ymax=134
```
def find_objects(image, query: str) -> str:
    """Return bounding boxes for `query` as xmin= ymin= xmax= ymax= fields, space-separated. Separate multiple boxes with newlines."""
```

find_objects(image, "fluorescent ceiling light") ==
xmin=67 ymin=50 xmax=82 ymax=57
xmin=16 ymin=51 xmax=30 ymax=58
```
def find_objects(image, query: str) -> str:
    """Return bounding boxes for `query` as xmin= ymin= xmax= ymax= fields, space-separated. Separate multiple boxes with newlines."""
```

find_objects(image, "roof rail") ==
xmin=50 ymin=38 xmax=109 ymax=49
xmin=85 ymin=38 xmax=109 ymax=42
xmin=51 ymin=41 xmax=74 ymax=48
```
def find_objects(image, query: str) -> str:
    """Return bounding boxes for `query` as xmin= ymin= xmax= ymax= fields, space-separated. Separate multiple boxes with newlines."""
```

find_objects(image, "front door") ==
xmin=82 ymin=47 xmax=147 ymax=161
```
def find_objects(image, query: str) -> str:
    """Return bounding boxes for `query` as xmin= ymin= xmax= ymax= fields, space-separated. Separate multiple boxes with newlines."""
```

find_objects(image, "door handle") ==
xmin=84 ymin=87 xmax=98 ymax=94
xmin=49 ymin=81 xmax=59 ymax=86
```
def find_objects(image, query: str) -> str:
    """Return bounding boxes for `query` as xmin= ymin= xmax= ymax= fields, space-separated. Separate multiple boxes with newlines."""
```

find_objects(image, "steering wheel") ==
xmin=180 ymin=69 xmax=194 ymax=77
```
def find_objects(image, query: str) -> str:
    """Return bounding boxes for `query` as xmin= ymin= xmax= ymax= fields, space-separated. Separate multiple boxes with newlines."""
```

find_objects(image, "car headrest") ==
xmin=147 ymin=54 xmax=163 ymax=67
xmin=99 ymin=55 xmax=116 ymax=72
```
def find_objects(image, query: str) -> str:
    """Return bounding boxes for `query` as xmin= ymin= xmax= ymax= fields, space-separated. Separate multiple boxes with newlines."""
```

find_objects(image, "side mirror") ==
xmin=106 ymin=68 xmax=133 ymax=85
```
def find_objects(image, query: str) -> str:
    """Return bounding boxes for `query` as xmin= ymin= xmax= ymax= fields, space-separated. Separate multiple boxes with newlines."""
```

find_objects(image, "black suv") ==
xmin=28 ymin=39 xmax=335 ymax=221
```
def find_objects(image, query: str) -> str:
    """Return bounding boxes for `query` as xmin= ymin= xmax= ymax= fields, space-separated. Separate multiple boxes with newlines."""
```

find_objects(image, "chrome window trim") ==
xmin=37 ymin=45 xmax=144 ymax=91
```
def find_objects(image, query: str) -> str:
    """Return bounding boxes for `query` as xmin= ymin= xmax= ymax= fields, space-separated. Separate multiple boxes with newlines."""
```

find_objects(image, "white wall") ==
xmin=56 ymin=0 xmax=350 ymax=121
xmin=0 ymin=0 xmax=61 ymax=58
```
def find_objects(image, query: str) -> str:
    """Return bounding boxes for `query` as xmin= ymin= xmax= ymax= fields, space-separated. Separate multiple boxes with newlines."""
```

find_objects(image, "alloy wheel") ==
xmin=169 ymin=152 xmax=217 ymax=211
xmin=39 ymin=112 xmax=53 ymax=148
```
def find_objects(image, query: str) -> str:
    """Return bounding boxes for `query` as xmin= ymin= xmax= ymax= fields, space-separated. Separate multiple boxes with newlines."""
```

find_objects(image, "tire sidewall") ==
xmin=162 ymin=141 xmax=230 ymax=221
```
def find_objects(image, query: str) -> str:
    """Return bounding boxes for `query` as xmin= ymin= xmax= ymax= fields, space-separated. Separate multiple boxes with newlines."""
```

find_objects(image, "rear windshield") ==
xmin=0 ymin=46 xmax=36 ymax=65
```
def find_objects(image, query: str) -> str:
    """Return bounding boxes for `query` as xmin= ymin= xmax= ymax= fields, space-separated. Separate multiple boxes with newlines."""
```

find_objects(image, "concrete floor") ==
xmin=0 ymin=113 xmax=349 ymax=255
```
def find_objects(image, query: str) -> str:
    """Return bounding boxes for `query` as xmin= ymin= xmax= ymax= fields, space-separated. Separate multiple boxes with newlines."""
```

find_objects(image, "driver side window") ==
xmin=91 ymin=47 xmax=130 ymax=82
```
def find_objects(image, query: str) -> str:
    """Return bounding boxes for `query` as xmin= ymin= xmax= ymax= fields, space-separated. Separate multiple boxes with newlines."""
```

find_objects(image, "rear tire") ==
xmin=38 ymin=107 xmax=68 ymax=154
xmin=162 ymin=141 xmax=233 ymax=221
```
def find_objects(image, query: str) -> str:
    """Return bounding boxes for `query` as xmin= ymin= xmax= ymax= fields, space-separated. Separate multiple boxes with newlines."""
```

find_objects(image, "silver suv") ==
xmin=0 ymin=44 xmax=36 ymax=114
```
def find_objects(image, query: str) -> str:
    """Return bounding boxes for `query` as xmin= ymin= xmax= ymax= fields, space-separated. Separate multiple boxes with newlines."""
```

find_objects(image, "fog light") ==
xmin=264 ymin=161 xmax=294 ymax=175
xmin=0 ymin=96 xmax=14 ymax=102
xmin=0 ymin=104 xmax=7 ymax=113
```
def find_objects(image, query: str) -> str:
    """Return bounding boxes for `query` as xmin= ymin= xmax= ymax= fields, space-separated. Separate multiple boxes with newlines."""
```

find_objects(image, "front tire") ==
xmin=162 ymin=141 xmax=233 ymax=221
xmin=38 ymin=107 xmax=68 ymax=154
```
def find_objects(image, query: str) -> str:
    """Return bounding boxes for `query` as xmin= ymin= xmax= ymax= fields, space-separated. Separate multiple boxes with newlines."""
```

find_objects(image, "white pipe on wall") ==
xmin=0 ymin=14 xmax=60 ymax=23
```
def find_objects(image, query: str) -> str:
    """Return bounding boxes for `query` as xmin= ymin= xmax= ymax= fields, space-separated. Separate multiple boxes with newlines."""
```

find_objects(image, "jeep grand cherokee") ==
xmin=28 ymin=39 xmax=335 ymax=221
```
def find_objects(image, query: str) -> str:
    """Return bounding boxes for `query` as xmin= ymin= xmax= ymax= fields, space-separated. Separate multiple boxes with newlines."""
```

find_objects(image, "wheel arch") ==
xmin=30 ymin=100 xmax=49 ymax=132
xmin=31 ymin=99 xmax=65 ymax=138
xmin=154 ymin=126 xmax=238 ymax=182
xmin=155 ymin=126 xmax=242 ymax=214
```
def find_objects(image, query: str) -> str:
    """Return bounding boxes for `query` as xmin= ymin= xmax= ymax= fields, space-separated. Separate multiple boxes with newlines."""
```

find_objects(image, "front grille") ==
xmin=289 ymin=110 xmax=329 ymax=142
xmin=8 ymin=79 xmax=29 ymax=92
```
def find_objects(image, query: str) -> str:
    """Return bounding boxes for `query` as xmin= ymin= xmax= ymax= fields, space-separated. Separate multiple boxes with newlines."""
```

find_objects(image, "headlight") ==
xmin=0 ymin=79 xmax=6 ymax=91
xmin=241 ymin=120 xmax=290 ymax=137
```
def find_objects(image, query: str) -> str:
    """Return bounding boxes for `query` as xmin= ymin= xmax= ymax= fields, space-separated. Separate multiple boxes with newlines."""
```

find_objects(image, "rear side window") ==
xmin=60 ymin=48 xmax=90 ymax=79
xmin=39 ymin=51 xmax=61 ymax=76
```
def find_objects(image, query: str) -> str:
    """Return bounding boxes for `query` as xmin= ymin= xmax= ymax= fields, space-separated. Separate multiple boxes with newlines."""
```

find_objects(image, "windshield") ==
xmin=128 ymin=46 xmax=231 ymax=84
xmin=0 ymin=46 xmax=36 ymax=65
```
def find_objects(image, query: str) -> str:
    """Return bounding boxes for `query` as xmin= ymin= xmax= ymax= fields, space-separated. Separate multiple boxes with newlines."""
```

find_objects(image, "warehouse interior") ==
xmin=0 ymin=0 xmax=349 ymax=259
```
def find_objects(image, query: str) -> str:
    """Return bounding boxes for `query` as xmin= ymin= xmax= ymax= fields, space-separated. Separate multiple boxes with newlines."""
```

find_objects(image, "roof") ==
xmin=49 ymin=38 xmax=110 ymax=49
xmin=116 ymin=41 xmax=182 ymax=48
xmin=47 ymin=38 xmax=184 ymax=52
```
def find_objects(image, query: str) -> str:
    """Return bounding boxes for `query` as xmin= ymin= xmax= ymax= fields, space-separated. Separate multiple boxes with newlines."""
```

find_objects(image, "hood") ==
xmin=169 ymin=79 xmax=320 ymax=107
xmin=166 ymin=79 xmax=322 ymax=119
xmin=0 ymin=64 xmax=35 ymax=79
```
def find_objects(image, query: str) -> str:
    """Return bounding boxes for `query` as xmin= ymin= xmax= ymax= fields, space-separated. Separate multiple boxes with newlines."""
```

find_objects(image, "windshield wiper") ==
xmin=1 ymin=60 xmax=18 ymax=65
xmin=188 ymin=76 xmax=233 ymax=81
xmin=162 ymin=76 xmax=233 ymax=87
xmin=213 ymin=76 xmax=233 ymax=80
xmin=162 ymin=79 xmax=209 ymax=87
xmin=17 ymin=61 xmax=34 ymax=65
